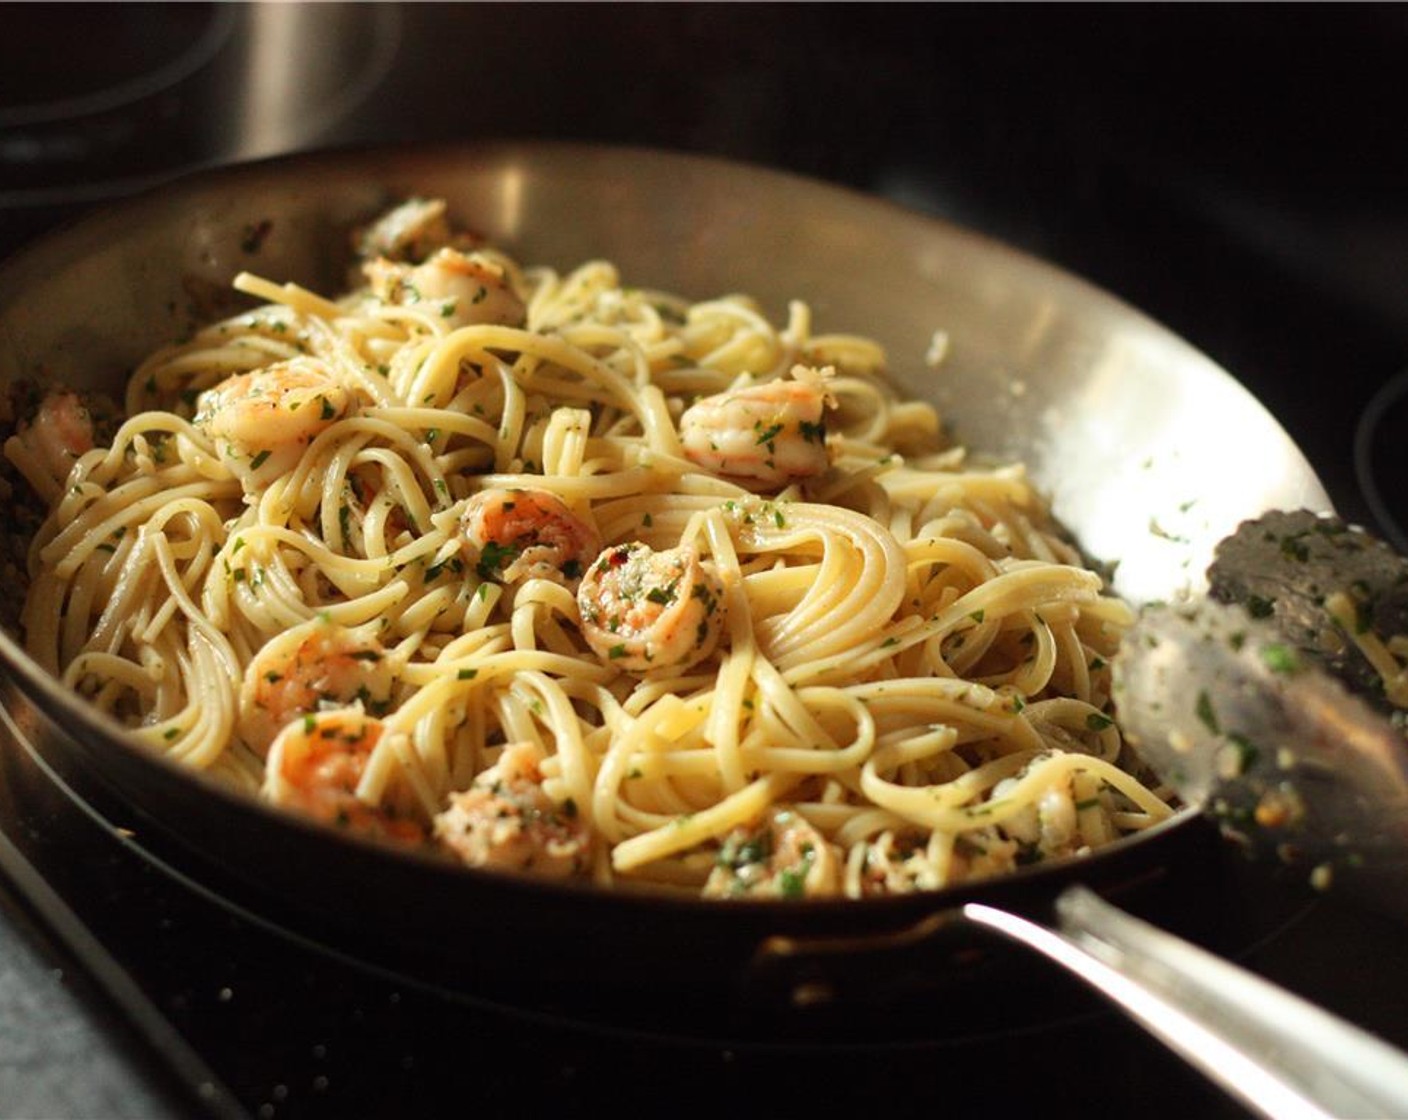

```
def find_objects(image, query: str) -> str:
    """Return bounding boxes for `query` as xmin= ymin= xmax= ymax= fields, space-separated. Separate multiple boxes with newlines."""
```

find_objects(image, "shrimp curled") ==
xmin=678 ymin=364 xmax=835 ymax=487
xmin=704 ymin=807 xmax=842 ymax=899
xmin=355 ymin=197 xmax=457 ymax=263
xmin=238 ymin=619 xmax=395 ymax=757
xmin=434 ymin=743 xmax=591 ymax=879
xmin=576 ymin=542 xmax=726 ymax=672
xmin=366 ymin=248 xmax=526 ymax=330
xmin=460 ymin=487 xmax=600 ymax=584
xmin=262 ymin=709 xmax=424 ymax=846
xmin=193 ymin=357 xmax=350 ymax=487
xmin=4 ymin=390 xmax=96 ymax=504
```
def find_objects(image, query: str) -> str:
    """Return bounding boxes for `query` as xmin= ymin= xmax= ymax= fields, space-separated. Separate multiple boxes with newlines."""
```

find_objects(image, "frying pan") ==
xmin=0 ymin=143 xmax=1330 ymax=1039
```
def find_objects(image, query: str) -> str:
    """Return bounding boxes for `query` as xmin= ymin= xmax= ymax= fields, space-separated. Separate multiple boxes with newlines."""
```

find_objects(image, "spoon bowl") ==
xmin=1112 ymin=510 xmax=1408 ymax=916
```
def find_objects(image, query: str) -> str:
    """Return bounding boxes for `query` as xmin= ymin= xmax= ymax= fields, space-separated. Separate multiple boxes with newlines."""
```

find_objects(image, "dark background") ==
xmin=1 ymin=5 xmax=1406 ymax=1118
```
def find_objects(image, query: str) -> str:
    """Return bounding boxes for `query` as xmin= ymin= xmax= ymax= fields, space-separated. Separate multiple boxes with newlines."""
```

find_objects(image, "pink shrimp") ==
xmin=366 ymin=247 xmax=526 ymax=330
xmin=5 ymin=390 xmax=96 ymax=502
xmin=356 ymin=197 xmax=456 ymax=263
xmin=460 ymin=487 xmax=600 ymax=584
xmin=576 ymin=541 xmax=726 ymax=672
xmin=678 ymin=366 xmax=834 ymax=487
xmin=262 ymin=709 xmax=425 ymax=846
xmin=434 ymin=743 xmax=591 ymax=879
xmin=703 ymin=807 xmax=842 ymax=899
xmin=238 ymin=619 xmax=395 ymax=757
xmin=193 ymin=357 xmax=350 ymax=486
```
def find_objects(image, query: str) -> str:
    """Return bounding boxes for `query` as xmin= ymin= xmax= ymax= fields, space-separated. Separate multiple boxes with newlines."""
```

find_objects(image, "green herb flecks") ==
xmin=1195 ymin=689 xmax=1219 ymax=734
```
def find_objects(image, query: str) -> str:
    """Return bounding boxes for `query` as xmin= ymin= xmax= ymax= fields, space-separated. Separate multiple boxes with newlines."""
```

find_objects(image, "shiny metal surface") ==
xmin=0 ymin=5 xmax=399 ymax=209
xmin=984 ymin=887 xmax=1408 ymax=1120
xmin=0 ymin=143 xmax=1331 ymax=941
xmin=1115 ymin=599 xmax=1408 ymax=922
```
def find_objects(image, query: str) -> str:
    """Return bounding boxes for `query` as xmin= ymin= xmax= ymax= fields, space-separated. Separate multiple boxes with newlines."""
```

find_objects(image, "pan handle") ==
xmin=966 ymin=886 xmax=1408 ymax=1120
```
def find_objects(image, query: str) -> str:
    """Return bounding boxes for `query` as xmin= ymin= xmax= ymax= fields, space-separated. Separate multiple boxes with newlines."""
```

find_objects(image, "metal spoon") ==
xmin=1113 ymin=597 xmax=1408 ymax=919
xmin=967 ymin=886 xmax=1408 ymax=1120
xmin=762 ymin=879 xmax=1408 ymax=1119
xmin=1114 ymin=509 xmax=1408 ymax=919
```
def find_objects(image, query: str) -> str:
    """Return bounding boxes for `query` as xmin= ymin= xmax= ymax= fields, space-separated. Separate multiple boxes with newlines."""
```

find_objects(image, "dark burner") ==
xmin=0 ymin=5 xmax=234 ymax=203
xmin=1357 ymin=369 xmax=1408 ymax=554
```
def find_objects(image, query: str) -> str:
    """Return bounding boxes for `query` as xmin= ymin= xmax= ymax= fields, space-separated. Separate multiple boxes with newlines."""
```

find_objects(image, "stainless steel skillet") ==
xmin=0 ymin=143 xmax=1332 ymax=1038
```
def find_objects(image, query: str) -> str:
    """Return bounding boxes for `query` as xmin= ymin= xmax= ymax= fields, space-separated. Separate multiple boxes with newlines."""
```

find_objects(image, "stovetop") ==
xmin=1 ymin=5 xmax=1406 ymax=1118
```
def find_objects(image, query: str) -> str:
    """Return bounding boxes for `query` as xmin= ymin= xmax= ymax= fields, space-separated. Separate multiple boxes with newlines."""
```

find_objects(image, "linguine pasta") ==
xmin=7 ymin=198 xmax=1174 ymax=899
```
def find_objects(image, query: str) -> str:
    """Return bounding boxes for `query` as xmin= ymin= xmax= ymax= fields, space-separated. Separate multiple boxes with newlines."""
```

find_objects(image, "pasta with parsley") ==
xmin=6 ymin=198 xmax=1174 ymax=899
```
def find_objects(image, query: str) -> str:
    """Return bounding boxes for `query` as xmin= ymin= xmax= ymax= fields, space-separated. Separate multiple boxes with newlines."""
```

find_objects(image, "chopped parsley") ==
xmin=1227 ymin=732 xmax=1260 ymax=772
xmin=754 ymin=421 xmax=784 ymax=447
xmin=1260 ymin=643 xmax=1299 ymax=674
xmin=1195 ymin=689 xmax=1219 ymax=734
xmin=777 ymin=868 xmax=806 ymax=899
xmin=475 ymin=540 xmax=521 ymax=580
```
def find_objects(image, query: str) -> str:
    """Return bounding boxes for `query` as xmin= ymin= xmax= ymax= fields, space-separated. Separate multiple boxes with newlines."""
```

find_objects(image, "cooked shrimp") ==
xmin=993 ymin=773 xmax=1084 ymax=858
xmin=460 ymin=487 xmax=600 ymax=584
xmin=238 ymin=619 xmax=395 ymax=756
xmin=855 ymin=831 xmax=941 ymax=896
xmin=193 ymin=357 xmax=350 ymax=486
xmin=434 ymin=743 xmax=591 ymax=879
xmin=704 ymin=807 xmax=842 ymax=899
xmin=355 ymin=196 xmax=455 ymax=263
xmin=576 ymin=542 xmax=726 ymax=672
xmin=678 ymin=365 xmax=835 ymax=487
xmin=5 ymin=390 xmax=96 ymax=503
xmin=262 ymin=709 xmax=425 ymax=845
xmin=366 ymin=247 xmax=526 ymax=330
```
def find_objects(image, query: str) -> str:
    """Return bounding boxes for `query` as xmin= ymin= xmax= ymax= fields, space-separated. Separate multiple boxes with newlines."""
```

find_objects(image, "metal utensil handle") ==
xmin=965 ymin=887 xmax=1408 ymax=1120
